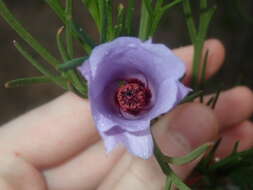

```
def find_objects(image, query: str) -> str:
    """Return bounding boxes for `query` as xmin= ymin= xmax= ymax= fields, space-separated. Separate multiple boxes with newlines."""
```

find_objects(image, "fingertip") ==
xmin=154 ymin=103 xmax=219 ymax=154
xmin=217 ymin=121 xmax=253 ymax=158
xmin=215 ymin=86 xmax=253 ymax=127
xmin=168 ymin=103 xmax=219 ymax=149
xmin=204 ymin=39 xmax=225 ymax=77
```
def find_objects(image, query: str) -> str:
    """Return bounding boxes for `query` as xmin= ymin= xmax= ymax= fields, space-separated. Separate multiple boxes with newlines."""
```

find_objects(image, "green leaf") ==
xmin=45 ymin=0 xmax=95 ymax=53
xmin=197 ymin=138 xmax=222 ymax=171
xmin=65 ymin=0 xmax=74 ymax=58
xmin=5 ymin=76 xmax=54 ymax=88
xmin=182 ymin=0 xmax=197 ymax=43
xmin=143 ymin=0 xmax=152 ymax=16
xmin=56 ymin=26 xmax=68 ymax=62
xmin=45 ymin=0 xmax=65 ymax=22
xmin=71 ymin=22 xmax=95 ymax=53
xmin=0 ymin=0 xmax=60 ymax=67
xmin=58 ymin=57 xmax=88 ymax=71
xmin=106 ymin=0 xmax=114 ymax=41
xmin=139 ymin=0 xmax=152 ymax=40
xmin=200 ymin=50 xmax=209 ymax=103
xmin=114 ymin=4 xmax=125 ymax=37
xmin=211 ymin=88 xmax=221 ymax=109
xmin=125 ymin=0 xmax=135 ymax=35
xmin=180 ymin=90 xmax=203 ymax=104
xmin=150 ymin=0 xmax=183 ymax=36
xmin=13 ymin=41 xmax=67 ymax=89
xmin=81 ymin=0 xmax=101 ymax=30
xmin=165 ymin=143 xmax=211 ymax=165
xmin=99 ymin=0 xmax=108 ymax=42
xmin=191 ymin=5 xmax=216 ymax=89
xmin=171 ymin=172 xmax=191 ymax=190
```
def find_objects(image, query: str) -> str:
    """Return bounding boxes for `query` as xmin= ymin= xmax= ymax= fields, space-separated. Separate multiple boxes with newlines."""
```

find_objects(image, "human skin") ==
xmin=0 ymin=39 xmax=252 ymax=190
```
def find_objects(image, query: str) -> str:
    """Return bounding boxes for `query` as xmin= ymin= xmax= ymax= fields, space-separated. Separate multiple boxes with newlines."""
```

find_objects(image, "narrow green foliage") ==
xmin=63 ymin=0 xmax=87 ymax=96
xmin=231 ymin=141 xmax=240 ymax=155
xmin=5 ymin=76 xmax=53 ymax=88
xmin=0 ymin=0 xmax=60 ymax=67
xmin=106 ymin=0 xmax=114 ymax=41
xmin=150 ymin=0 xmax=183 ymax=36
xmin=198 ymin=139 xmax=222 ymax=171
xmin=58 ymin=57 xmax=88 ymax=71
xmin=182 ymin=0 xmax=197 ymax=43
xmin=65 ymin=0 xmax=74 ymax=58
xmin=56 ymin=26 xmax=68 ymax=62
xmin=71 ymin=23 xmax=95 ymax=53
xmin=143 ymin=0 xmax=152 ymax=16
xmin=125 ymin=0 xmax=135 ymax=35
xmin=165 ymin=176 xmax=173 ymax=190
xmin=13 ymin=41 xmax=66 ymax=88
xmin=67 ymin=80 xmax=87 ymax=98
xmin=45 ymin=0 xmax=95 ymax=53
xmin=180 ymin=90 xmax=203 ymax=104
xmin=206 ymin=96 xmax=214 ymax=106
xmin=139 ymin=0 xmax=152 ymax=40
xmin=171 ymin=173 xmax=191 ymax=190
xmin=81 ymin=0 xmax=101 ymax=30
xmin=165 ymin=143 xmax=211 ymax=165
xmin=211 ymin=89 xmax=221 ymax=109
xmin=191 ymin=3 xmax=216 ymax=89
xmin=99 ymin=0 xmax=108 ymax=42
xmin=114 ymin=4 xmax=125 ymax=37
xmin=153 ymin=138 xmax=192 ymax=190
xmin=45 ymin=0 xmax=65 ymax=22
xmin=200 ymin=50 xmax=209 ymax=103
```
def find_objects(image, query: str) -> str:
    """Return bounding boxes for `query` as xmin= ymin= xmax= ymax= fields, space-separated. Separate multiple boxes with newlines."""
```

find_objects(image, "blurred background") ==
xmin=0 ymin=0 xmax=253 ymax=125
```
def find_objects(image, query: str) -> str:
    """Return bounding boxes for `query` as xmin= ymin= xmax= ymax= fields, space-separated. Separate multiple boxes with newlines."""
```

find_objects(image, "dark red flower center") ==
xmin=115 ymin=79 xmax=151 ymax=115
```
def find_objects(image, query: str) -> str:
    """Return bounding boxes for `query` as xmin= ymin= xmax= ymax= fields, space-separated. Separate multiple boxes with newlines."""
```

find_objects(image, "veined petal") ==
xmin=176 ymin=81 xmax=192 ymax=103
xmin=101 ymin=128 xmax=153 ymax=159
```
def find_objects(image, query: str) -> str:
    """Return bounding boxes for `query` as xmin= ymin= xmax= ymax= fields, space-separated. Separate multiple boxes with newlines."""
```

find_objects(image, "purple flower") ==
xmin=78 ymin=37 xmax=191 ymax=159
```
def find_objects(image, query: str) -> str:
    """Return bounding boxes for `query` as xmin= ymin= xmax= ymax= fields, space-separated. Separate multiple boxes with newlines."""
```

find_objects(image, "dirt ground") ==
xmin=0 ymin=0 xmax=253 ymax=125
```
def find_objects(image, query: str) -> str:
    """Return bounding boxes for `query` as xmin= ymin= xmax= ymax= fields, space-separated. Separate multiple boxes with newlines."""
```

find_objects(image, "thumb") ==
xmin=98 ymin=103 xmax=218 ymax=190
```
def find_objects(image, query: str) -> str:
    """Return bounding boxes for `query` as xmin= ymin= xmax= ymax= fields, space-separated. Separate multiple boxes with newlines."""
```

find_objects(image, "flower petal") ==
xmin=77 ymin=61 xmax=91 ymax=82
xmin=91 ymin=100 xmax=152 ymax=132
xmin=124 ymin=129 xmax=153 ymax=159
xmin=141 ymin=41 xmax=185 ymax=79
xmin=176 ymin=81 xmax=192 ymax=103
xmin=101 ymin=128 xmax=153 ymax=159
xmin=146 ymin=78 xmax=178 ymax=119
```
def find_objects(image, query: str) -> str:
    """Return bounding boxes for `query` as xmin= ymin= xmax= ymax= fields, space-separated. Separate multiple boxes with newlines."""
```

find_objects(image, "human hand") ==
xmin=0 ymin=39 xmax=252 ymax=190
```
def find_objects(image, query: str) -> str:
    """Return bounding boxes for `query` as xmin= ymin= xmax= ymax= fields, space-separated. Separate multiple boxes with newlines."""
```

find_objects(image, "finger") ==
xmin=44 ymin=142 xmax=125 ymax=190
xmin=204 ymin=86 xmax=253 ymax=128
xmin=0 ymin=154 xmax=46 ymax=190
xmin=174 ymin=39 xmax=225 ymax=84
xmin=216 ymin=121 xmax=253 ymax=158
xmin=0 ymin=93 xmax=98 ymax=169
xmin=98 ymin=103 xmax=218 ymax=190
